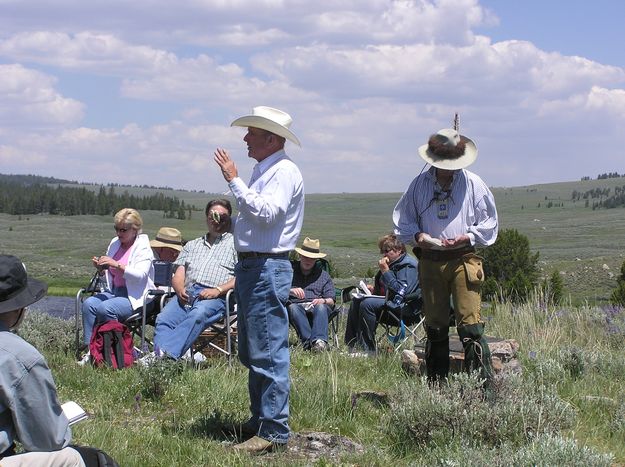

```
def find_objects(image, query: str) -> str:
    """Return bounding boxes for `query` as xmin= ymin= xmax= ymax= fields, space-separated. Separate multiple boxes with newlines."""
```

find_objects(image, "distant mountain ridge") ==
xmin=0 ymin=172 xmax=181 ymax=192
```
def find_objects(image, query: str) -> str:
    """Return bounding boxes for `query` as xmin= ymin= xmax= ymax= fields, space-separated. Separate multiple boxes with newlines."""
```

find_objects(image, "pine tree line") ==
xmin=0 ymin=179 xmax=187 ymax=216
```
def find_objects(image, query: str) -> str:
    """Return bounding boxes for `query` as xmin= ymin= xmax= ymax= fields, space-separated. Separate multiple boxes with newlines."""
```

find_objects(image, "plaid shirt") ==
xmin=174 ymin=232 xmax=237 ymax=288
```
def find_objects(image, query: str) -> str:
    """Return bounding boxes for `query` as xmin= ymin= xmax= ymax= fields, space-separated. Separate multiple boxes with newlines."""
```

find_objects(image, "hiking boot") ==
xmin=232 ymin=436 xmax=286 ymax=454
xmin=311 ymin=339 xmax=327 ymax=352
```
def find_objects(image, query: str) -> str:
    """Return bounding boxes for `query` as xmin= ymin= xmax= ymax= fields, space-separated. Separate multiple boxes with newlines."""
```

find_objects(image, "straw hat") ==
xmin=295 ymin=237 xmax=327 ymax=259
xmin=0 ymin=255 xmax=47 ymax=314
xmin=231 ymin=106 xmax=301 ymax=147
xmin=150 ymin=227 xmax=183 ymax=252
xmin=418 ymin=128 xmax=478 ymax=170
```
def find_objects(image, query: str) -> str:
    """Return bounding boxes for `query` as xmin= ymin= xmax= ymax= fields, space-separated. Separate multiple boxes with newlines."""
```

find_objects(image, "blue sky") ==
xmin=1 ymin=0 xmax=624 ymax=193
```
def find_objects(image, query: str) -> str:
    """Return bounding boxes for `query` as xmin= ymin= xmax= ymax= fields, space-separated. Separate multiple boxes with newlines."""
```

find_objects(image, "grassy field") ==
xmin=21 ymin=293 xmax=625 ymax=466
xmin=4 ymin=177 xmax=625 ymax=465
xmin=2 ymin=175 xmax=625 ymax=302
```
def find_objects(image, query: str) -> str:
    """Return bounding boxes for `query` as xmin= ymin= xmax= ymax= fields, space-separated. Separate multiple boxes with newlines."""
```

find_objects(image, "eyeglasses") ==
xmin=114 ymin=226 xmax=129 ymax=233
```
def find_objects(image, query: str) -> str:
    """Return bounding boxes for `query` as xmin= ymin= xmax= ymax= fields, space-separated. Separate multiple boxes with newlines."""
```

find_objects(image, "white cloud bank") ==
xmin=0 ymin=0 xmax=624 ymax=192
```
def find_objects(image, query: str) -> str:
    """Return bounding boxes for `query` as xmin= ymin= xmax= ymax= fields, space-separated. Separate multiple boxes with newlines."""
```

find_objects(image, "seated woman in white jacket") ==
xmin=80 ymin=208 xmax=155 ymax=353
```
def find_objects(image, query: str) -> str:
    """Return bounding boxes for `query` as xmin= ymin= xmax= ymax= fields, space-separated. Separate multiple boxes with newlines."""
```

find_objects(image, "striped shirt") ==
xmin=229 ymin=149 xmax=305 ymax=253
xmin=174 ymin=232 xmax=237 ymax=287
xmin=393 ymin=167 xmax=498 ymax=248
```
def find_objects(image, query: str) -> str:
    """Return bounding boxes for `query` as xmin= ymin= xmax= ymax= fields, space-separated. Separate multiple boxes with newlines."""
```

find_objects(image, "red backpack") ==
xmin=89 ymin=321 xmax=134 ymax=369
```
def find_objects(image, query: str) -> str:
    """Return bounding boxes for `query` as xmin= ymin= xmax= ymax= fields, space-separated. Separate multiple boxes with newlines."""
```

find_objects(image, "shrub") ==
xmin=136 ymin=358 xmax=185 ymax=400
xmin=611 ymin=260 xmax=625 ymax=305
xmin=481 ymin=228 xmax=540 ymax=302
xmin=389 ymin=372 xmax=575 ymax=453
xmin=18 ymin=310 xmax=74 ymax=354
xmin=542 ymin=270 xmax=565 ymax=305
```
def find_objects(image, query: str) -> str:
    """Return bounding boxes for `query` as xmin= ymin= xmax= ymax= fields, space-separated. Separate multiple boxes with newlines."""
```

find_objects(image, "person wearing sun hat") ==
xmin=214 ymin=106 xmax=304 ymax=454
xmin=150 ymin=227 xmax=184 ymax=262
xmin=288 ymin=238 xmax=335 ymax=352
xmin=393 ymin=117 xmax=499 ymax=385
xmin=0 ymin=255 xmax=86 ymax=466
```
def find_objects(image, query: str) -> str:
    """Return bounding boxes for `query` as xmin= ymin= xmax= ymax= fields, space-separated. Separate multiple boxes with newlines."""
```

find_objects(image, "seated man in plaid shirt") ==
xmin=146 ymin=199 xmax=237 ymax=362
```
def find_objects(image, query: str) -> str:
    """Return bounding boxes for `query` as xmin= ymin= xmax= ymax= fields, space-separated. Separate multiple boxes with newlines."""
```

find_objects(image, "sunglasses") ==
xmin=114 ymin=226 xmax=130 ymax=233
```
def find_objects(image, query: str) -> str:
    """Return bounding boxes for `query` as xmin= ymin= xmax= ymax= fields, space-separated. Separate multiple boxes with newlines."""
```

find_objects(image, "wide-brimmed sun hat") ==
xmin=0 ymin=255 xmax=47 ymax=314
xmin=295 ymin=237 xmax=327 ymax=259
xmin=418 ymin=128 xmax=478 ymax=170
xmin=150 ymin=227 xmax=183 ymax=252
xmin=231 ymin=106 xmax=301 ymax=147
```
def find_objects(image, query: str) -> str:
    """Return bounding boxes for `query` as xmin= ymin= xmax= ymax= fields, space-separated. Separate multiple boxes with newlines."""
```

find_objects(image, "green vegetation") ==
xmin=4 ymin=175 xmax=625 ymax=464
xmin=482 ymin=229 xmax=540 ymax=302
xmin=19 ymin=292 xmax=625 ymax=465
xmin=4 ymin=175 xmax=625 ymax=303
xmin=610 ymin=260 xmax=625 ymax=306
xmin=0 ymin=174 xmax=191 ymax=216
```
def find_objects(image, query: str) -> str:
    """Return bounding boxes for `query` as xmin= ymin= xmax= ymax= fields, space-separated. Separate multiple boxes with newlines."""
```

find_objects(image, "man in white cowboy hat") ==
xmin=393 ymin=122 xmax=498 ymax=384
xmin=214 ymin=106 xmax=304 ymax=453
xmin=150 ymin=227 xmax=184 ymax=262
xmin=288 ymin=238 xmax=335 ymax=352
xmin=0 ymin=255 xmax=85 ymax=466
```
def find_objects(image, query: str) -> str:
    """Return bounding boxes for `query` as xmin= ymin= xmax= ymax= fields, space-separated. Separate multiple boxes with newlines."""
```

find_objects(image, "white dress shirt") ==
xmin=393 ymin=167 xmax=498 ymax=248
xmin=228 ymin=149 xmax=305 ymax=253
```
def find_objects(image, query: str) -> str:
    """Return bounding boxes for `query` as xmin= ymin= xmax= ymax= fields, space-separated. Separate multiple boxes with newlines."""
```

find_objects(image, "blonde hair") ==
xmin=114 ymin=208 xmax=143 ymax=233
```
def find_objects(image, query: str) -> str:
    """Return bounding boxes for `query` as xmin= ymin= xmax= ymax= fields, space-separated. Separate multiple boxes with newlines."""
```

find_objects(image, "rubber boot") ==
xmin=425 ymin=325 xmax=450 ymax=385
xmin=457 ymin=322 xmax=493 ymax=383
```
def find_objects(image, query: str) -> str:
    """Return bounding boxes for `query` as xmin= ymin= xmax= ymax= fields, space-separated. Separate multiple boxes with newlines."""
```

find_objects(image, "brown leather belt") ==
xmin=415 ymin=246 xmax=475 ymax=262
xmin=238 ymin=251 xmax=290 ymax=261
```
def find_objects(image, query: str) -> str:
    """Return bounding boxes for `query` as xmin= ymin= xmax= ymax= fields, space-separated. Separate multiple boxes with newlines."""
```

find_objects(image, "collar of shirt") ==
xmin=251 ymin=149 xmax=286 ymax=183
xmin=203 ymin=233 xmax=223 ymax=247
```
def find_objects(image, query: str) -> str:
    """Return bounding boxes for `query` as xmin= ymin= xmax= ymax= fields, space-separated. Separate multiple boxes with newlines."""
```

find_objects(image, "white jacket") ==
xmin=104 ymin=233 xmax=155 ymax=310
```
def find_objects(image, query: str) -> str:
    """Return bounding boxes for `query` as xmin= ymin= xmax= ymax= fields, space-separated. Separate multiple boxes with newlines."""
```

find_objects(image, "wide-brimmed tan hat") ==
xmin=418 ymin=128 xmax=478 ymax=170
xmin=295 ymin=237 xmax=327 ymax=259
xmin=0 ymin=255 xmax=47 ymax=314
xmin=231 ymin=106 xmax=301 ymax=147
xmin=150 ymin=227 xmax=183 ymax=252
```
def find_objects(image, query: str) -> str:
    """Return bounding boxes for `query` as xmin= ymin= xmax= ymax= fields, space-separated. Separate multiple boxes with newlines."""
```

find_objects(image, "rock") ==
xmin=603 ymin=264 xmax=610 ymax=270
xmin=279 ymin=431 xmax=364 ymax=462
xmin=401 ymin=349 xmax=423 ymax=375
xmin=405 ymin=336 xmax=522 ymax=376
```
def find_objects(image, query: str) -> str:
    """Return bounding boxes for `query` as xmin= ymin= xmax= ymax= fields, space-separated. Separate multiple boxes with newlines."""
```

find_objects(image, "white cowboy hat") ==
xmin=231 ymin=106 xmax=301 ymax=147
xmin=150 ymin=227 xmax=183 ymax=252
xmin=295 ymin=237 xmax=327 ymax=259
xmin=418 ymin=128 xmax=478 ymax=170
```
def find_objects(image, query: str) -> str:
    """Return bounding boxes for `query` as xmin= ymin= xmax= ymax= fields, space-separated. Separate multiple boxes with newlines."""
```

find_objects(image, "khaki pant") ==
xmin=419 ymin=253 xmax=484 ymax=329
xmin=1 ymin=447 xmax=85 ymax=467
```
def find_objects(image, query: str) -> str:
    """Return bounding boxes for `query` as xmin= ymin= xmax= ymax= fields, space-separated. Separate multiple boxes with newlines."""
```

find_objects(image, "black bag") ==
xmin=71 ymin=445 xmax=120 ymax=467
xmin=85 ymin=271 xmax=106 ymax=294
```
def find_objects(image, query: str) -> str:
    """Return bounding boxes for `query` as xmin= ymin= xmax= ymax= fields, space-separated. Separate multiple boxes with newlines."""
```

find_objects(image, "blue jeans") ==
xmin=344 ymin=296 xmax=385 ymax=351
xmin=153 ymin=284 xmax=226 ymax=359
xmin=288 ymin=303 xmax=330 ymax=348
xmin=235 ymin=257 xmax=292 ymax=444
xmin=81 ymin=287 xmax=134 ymax=345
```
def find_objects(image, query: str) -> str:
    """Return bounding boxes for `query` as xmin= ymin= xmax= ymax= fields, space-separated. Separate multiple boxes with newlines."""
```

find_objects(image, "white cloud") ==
xmin=0 ymin=63 xmax=84 ymax=126
xmin=0 ymin=1 xmax=625 ymax=192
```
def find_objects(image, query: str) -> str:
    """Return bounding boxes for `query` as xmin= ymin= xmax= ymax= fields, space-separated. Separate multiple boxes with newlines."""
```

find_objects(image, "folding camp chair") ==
xmin=377 ymin=290 xmax=425 ymax=352
xmin=74 ymin=260 xmax=174 ymax=358
xmin=125 ymin=260 xmax=176 ymax=353
xmin=287 ymin=258 xmax=342 ymax=349
xmin=191 ymin=289 xmax=237 ymax=365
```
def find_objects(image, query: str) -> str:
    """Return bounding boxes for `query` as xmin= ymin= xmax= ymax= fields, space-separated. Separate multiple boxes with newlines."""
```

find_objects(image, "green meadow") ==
xmin=3 ymin=175 xmax=625 ymax=302
xmin=3 ymin=177 xmax=625 ymax=465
